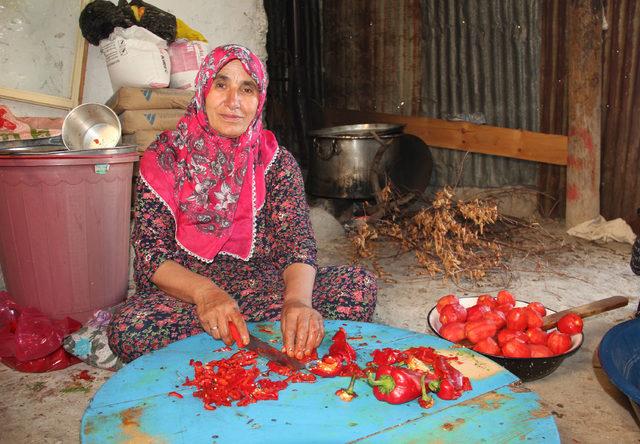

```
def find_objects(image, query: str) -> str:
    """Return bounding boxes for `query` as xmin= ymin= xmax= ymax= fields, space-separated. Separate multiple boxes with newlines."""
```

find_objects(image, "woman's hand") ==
xmin=281 ymin=300 xmax=324 ymax=360
xmin=151 ymin=260 xmax=249 ymax=346
xmin=194 ymin=289 xmax=249 ymax=346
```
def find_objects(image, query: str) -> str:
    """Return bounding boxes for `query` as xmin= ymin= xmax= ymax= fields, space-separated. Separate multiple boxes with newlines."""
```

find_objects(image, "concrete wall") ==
xmin=1 ymin=0 xmax=267 ymax=117
xmin=0 ymin=0 xmax=267 ymax=291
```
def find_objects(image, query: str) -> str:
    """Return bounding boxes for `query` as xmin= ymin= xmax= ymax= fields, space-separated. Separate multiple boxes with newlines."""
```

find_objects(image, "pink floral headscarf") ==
xmin=139 ymin=45 xmax=279 ymax=262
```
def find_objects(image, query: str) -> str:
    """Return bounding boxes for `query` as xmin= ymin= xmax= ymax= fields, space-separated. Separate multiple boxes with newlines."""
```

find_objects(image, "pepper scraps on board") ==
xmin=335 ymin=375 xmax=358 ymax=402
xmin=180 ymin=327 xmax=473 ymax=411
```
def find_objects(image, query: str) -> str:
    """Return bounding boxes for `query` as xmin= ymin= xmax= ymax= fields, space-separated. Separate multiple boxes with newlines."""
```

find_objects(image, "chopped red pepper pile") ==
xmin=181 ymin=327 xmax=473 ymax=411
xmin=182 ymin=349 xmax=316 ymax=411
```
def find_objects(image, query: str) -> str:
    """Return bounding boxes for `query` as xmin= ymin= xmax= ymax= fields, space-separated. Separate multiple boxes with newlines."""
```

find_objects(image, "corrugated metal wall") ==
xmin=420 ymin=0 xmax=541 ymax=187
xmin=323 ymin=1 xmax=424 ymax=114
xmin=601 ymin=0 xmax=640 ymax=221
xmin=321 ymin=0 xmax=541 ymax=188
xmin=265 ymin=1 xmax=640 ymax=220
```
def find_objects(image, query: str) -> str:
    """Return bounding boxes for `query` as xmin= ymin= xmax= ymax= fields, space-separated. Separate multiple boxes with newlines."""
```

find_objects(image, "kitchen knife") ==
xmin=246 ymin=334 xmax=306 ymax=371
xmin=227 ymin=321 xmax=305 ymax=371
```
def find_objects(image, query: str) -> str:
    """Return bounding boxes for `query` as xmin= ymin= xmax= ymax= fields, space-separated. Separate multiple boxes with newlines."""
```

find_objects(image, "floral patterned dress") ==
xmin=107 ymin=148 xmax=377 ymax=362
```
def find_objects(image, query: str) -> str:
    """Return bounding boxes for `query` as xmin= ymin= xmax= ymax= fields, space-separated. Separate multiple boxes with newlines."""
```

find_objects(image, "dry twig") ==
xmin=349 ymin=185 xmax=502 ymax=283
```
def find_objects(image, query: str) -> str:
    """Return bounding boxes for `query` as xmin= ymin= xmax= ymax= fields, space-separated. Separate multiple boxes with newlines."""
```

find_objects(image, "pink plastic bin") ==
xmin=0 ymin=152 xmax=138 ymax=322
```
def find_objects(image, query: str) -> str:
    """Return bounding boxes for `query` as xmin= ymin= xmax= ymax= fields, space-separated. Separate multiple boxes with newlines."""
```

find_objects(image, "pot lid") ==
xmin=308 ymin=123 xmax=404 ymax=138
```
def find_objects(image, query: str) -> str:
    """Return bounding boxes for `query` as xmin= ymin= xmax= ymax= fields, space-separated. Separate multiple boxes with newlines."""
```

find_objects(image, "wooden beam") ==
xmin=565 ymin=0 xmax=602 ymax=227
xmin=324 ymin=108 xmax=568 ymax=166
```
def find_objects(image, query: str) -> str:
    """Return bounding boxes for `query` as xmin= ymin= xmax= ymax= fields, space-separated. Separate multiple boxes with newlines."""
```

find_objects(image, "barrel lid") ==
xmin=308 ymin=123 xmax=404 ymax=138
xmin=0 ymin=145 xmax=137 ymax=157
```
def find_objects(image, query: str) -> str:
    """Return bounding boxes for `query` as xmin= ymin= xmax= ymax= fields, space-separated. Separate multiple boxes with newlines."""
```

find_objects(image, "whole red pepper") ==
xmin=428 ymin=378 xmax=458 ymax=400
xmin=367 ymin=365 xmax=422 ymax=404
xmin=432 ymin=355 xmax=471 ymax=398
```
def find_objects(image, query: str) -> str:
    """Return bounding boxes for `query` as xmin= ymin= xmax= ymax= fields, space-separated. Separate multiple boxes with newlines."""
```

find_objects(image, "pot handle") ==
xmin=313 ymin=138 xmax=341 ymax=160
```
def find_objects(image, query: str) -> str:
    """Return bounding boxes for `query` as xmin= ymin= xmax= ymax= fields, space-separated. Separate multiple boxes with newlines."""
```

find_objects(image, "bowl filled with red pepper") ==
xmin=427 ymin=292 xmax=584 ymax=382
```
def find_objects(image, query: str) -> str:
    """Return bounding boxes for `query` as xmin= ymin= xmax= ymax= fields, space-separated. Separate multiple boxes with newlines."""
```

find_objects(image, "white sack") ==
xmin=168 ymin=39 xmax=209 ymax=90
xmin=567 ymin=215 xmax=636 ymax=244
xmin=100 ymin=26 xmax=171 ymax=91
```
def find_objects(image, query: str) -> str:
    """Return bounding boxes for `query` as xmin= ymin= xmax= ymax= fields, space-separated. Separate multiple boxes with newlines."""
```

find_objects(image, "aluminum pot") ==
xmin=0 ymin=103 xmax=121 ymax=152
xmin=307 ymin=123 xmax=404 ymax=199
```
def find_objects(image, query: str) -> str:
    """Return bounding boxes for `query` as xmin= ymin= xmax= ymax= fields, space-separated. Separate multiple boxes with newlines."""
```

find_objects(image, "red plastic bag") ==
xmin=14 ymin=308 xmax=67 ymax=361
xmin=1 ymin=347 xmax=81 ymax=372
xmin=0 ymin=291 xmax=19 ymax=357
xmin=0 ymin=292 xmax=82 ymax=372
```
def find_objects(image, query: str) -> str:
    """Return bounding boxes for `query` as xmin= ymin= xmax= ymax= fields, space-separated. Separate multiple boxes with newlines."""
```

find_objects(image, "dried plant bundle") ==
xmin=349 ymin=185 xmax=503 ymax=282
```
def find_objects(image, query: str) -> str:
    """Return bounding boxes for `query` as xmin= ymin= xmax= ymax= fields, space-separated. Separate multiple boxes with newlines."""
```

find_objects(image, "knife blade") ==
xmin=246 ymin=334 xmax=306 ymax=371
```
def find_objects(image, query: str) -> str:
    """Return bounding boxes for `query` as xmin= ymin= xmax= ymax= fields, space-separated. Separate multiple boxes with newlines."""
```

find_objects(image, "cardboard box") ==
xmin=123 ymin=130 xmax=163 ymax=152
xmin=107 ymin=87 xmax=193 ymax=114
xmin=119 ymin=109 xmax=183 ymax=134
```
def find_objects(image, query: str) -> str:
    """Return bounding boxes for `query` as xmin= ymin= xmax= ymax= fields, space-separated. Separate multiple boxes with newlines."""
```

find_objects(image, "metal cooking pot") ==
xmin=0 ymin=103 xmax=121 ymax=152
xmin=307 ymin=124 xmax=405 ymax=199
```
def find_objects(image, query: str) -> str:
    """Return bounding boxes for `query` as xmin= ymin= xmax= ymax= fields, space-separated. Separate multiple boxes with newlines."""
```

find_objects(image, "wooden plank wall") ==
xmin=325 ymin=108 xmax=568 ymax=165
xmin=601 ymin=0 xmax=640 ymax=222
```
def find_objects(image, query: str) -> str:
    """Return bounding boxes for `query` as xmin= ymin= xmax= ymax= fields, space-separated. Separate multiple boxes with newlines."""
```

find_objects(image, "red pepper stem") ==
xmin=420 ymin=375 xmax=433 ymax=403
xmin=367 ymin=372 xmax=396 ymax=394
xmin=428 ymin=379 xmax=441 ymax=393
xmin=345 ymin=374 xmax=357 ymax=394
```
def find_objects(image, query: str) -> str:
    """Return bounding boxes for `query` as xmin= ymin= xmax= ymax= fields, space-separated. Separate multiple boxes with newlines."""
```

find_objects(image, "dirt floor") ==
xmin=1 ymin=212 xmax=640 ymax=443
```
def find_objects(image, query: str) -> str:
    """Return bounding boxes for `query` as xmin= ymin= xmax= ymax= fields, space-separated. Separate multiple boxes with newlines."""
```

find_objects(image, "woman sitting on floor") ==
xmin=107 ymin=44 xmax=377 ymax=363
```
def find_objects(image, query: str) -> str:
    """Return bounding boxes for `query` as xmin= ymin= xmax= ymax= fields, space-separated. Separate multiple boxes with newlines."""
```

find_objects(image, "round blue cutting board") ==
xmin=82 ymin=320 xmax=560 ymax=443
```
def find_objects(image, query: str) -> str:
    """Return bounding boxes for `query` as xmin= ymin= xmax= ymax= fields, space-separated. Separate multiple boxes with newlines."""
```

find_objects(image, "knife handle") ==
xmin=228 ymin=321 xmax=245 ymax=347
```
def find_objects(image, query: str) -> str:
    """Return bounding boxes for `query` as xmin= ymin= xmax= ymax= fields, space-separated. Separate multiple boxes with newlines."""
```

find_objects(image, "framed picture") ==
xmin=0 ymin=0 xmax=88 ymax=110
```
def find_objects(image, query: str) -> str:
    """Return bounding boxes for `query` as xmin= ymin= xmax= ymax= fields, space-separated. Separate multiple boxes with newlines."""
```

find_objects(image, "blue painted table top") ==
xmin=82 ymin=320 xmax=559 ymax=443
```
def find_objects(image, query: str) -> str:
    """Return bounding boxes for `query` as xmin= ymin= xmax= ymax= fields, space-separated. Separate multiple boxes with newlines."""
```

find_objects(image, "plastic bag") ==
xmin=121 ymin=0 xmax=177 ymax=44
xmin=0 ymin=291 xmax=19 ymax=357
xmin=15 ymin=308 xmax=69 ymax=361
xmin=1 ymin=348 xmax=81 ymax=373
xmin=79 ymin=0 xmax=133 ymax=45
xmin=0 ymin=292 xmax=82 ymax=373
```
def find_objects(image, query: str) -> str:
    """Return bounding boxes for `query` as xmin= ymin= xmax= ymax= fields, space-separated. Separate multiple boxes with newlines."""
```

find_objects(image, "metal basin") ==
xmin=62 ymin=103 xmax=121 ymax=149
xmin=598 ymin=317 xmax=640 ymax=421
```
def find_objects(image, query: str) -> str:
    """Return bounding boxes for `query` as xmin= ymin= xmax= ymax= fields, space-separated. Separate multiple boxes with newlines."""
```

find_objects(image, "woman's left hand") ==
xmin=281 ymin=301 xmax=324 ymax=360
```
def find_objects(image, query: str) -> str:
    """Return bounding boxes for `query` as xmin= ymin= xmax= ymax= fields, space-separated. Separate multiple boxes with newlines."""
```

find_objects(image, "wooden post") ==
xmin=566 ymin=0 xmax=602 ymax=227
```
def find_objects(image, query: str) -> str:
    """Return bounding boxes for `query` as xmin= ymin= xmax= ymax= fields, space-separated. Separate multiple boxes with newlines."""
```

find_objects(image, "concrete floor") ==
xmin=1 ymin=215 xmax=640 ymax=443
